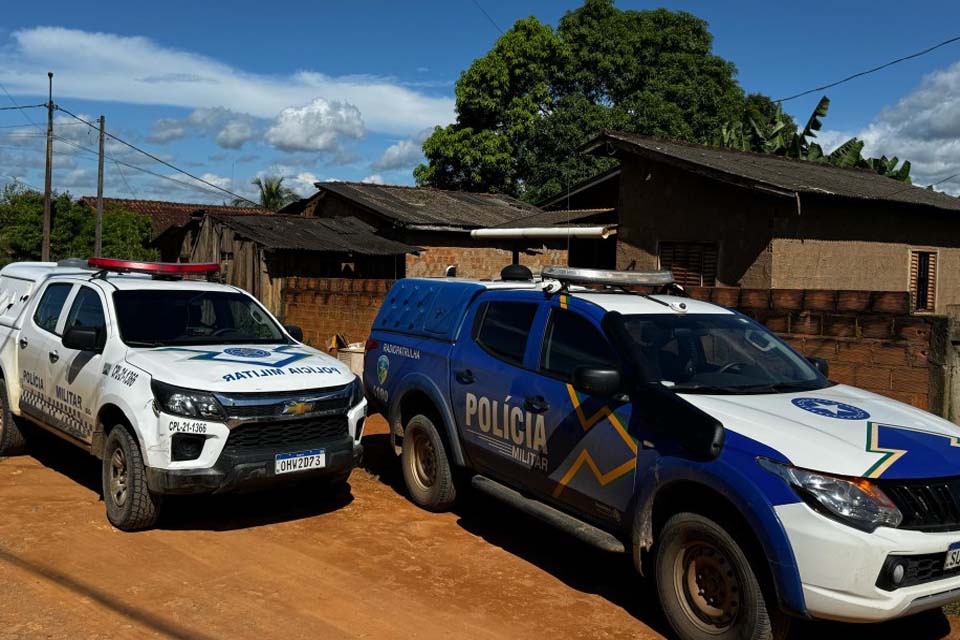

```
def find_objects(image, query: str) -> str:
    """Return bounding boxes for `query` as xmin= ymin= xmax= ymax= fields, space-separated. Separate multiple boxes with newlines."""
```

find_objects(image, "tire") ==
xmin=655 ymin=512 xmax=789 ymax=640
xmin=401 ymin=414 xmax=456 ymax=512
xmin=0 ymin=379 xmax=27 ymax=456
xmin=102 ymin=426 xmax=161 ymax=531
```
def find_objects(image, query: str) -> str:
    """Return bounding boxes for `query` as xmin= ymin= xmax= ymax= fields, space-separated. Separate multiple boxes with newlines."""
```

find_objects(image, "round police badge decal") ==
xmin=224 ymin=347 xmax=271 ymax=358
xmin=792 ymin=397 xmax=870 ymax=420
xmin=377 ymin=355 xmax=390 ymax=384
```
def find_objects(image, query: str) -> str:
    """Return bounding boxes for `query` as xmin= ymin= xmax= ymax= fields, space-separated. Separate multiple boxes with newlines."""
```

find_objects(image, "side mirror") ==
xmin=285 ymin=325 xmax=304 ymax=342
xmin=572 ymin=366 xmax=622 ymax=397
xmin=62 ymin=326 xmax=102 ymax=352
xmin=808 ymin=357 xmax=829 ymax=377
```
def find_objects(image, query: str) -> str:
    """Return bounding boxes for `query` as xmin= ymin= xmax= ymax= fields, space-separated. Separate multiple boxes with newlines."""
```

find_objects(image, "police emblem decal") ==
xmin=792 ymin=397 xmax=870 ymax=420
xmin=223 ymin=347 xmax=271 ymax=358
xmin=377 ymin=355 xmax=389 ymax=384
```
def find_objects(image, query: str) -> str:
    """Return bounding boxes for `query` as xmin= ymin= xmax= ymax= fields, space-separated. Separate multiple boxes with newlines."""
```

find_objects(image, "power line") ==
xmin=776 ymin=34 xmax=960 ymax=102
xmin=0 ymin=80 xmax=43 ymax=131
xmin=882 ymin=171 xmax=960 ymax=199
xmin=54 ymin=105 xmax=258 ymax=206
xmin=0 ymin=104 xmax=45 ymax=111
xmin=469 ymin=0 xmax=503 ymax=34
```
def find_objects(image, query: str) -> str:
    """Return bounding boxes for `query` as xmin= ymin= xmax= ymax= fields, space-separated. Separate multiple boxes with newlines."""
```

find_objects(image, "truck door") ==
xmin=18 ymin=282 xmax=76 ymax=435
xmin=48 ymin=285 xmax=109 ymax=444
xmin=524 ymin=302 xmax=637 ymax=526
xmin=449 ymin=291 xmax=545 ymax=481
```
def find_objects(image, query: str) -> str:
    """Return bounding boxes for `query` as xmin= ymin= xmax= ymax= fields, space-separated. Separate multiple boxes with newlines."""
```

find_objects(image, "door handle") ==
xmin=18 ymin=337 xmax=28 ymax=350
xmin=455 ymin=369 xmax=475 ymax=384
xmin=524 ymin=395 xmax=549 ymax=413
xmin=48 ymin=350 xmax=59 ymax=364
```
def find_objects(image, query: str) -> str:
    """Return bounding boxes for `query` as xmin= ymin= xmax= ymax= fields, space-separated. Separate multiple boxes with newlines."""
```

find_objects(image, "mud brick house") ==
xmin=575 ymin=132 xmax=960 ymax=313
xmin=80 ymin=197 xmax=274 ymax=262
xmin=280 ymin=182 xmax=609 ymax=278
xmin=188 ymin=213 xmax=416 ymax=315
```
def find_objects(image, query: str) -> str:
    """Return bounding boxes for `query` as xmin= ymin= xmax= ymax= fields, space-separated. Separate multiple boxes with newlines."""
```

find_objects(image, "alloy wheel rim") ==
xmin=673 ymin=541 xmax=741 ymax=634
xmin=109 ymin=446 xmax=128 ymax=507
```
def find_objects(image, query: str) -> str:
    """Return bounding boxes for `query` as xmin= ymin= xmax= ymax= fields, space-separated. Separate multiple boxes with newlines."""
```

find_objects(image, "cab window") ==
xmin=474 ymin=301 xmax=538 ymax=366
xmin=64 ymin=287 xmax=106 ymax=342
xmin=32 ymin=283 xmax=73 ymax=335
xmin=540 ymin=309 xmax=616 ymax=380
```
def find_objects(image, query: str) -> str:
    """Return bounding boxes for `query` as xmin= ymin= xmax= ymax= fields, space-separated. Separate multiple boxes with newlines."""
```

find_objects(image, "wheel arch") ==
xmin=95 ymin=402 xmax=136 ymax=459
xmin=388 ymin=373 xmax=464 ymax=466
xmin=632 ymin=461 xmax=807 ymax=618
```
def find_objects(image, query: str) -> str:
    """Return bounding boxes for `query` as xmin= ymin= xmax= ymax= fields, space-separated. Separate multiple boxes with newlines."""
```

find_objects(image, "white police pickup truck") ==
xmin=365 ymin=266 xmax=960 ymax=640
xmin=0 ymin=258 xmax=366 ymax=530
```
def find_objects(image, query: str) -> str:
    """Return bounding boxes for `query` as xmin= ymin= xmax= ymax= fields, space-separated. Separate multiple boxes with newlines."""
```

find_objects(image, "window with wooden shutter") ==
xmin=658 ymin=242 xmax=718 ymax=287
xmin=910 ymin=251 xmax=937 ymax=312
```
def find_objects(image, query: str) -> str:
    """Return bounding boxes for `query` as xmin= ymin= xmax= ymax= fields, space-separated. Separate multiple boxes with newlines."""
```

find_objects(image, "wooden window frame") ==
xmin=657 ymin=241 xmax=719 ymax=288
xmin=909 ymin=249 xmax=938 ymax=313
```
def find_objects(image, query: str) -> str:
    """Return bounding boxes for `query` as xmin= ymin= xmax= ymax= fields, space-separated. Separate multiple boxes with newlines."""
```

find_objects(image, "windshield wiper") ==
xmin=125 ymin=340 xmax=165 ymax=348
xmin=671 ymin=381 xmax=828 ymax=395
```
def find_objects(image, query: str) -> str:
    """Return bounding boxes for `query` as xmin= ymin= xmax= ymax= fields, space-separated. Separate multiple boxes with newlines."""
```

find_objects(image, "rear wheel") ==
xmin=401 ymin=414 xmax=456 ymax=511
xmin=0 ymin=379 xmax=27 ymax=456
xmin=655 ymin=512 xmax=789 ymax=640
xmin=102 ymin=426 xmax=161 ymax=531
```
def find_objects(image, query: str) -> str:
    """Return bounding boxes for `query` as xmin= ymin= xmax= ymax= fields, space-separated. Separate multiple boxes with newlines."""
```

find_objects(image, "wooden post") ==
xmin=95 ymin=115 xmax=105 ymax=257
xmin=41 ymin=72 xmax=53 ymax=262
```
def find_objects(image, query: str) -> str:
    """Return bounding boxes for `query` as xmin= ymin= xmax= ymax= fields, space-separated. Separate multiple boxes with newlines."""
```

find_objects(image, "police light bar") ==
xmin=87 ymin=258 xmax=220 ymax=276
xmin=541 ymin=266 xmax=674 ymax=287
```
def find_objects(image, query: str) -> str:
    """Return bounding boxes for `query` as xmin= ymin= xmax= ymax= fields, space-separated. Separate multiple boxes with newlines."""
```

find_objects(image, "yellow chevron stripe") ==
xmin=864 ymin=422 xmax=908 ymax=479
xmin=553 ymin=450 xmax=636 ymax=498
xmin=565 ymin=384 xmax=637 ymax=454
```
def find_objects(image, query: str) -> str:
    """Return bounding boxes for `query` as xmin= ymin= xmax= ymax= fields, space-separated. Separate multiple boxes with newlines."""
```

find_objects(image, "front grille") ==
xmin=876 ymin=552 xmax=960 ymax=590
xmin=222 ymin=417 xmax=348 ymax=456
xmin=225 ymin=396 xmax=348 ymax=419
xmin=879 ymin=477 xmax=960 ymax=532
xmin=216 ymin=384 xmax=350 ymax=421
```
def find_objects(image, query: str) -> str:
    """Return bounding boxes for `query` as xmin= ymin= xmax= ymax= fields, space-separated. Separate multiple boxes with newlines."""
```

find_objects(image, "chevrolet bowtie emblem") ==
xmin=282 ymin=400 xmax=314 ymax=416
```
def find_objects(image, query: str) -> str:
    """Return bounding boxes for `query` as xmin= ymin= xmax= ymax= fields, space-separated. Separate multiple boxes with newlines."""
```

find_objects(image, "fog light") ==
xmin=171 ymin=433 xmax=206 ymax=461
xmin=891 ymin=562 xmax=906 ymax=586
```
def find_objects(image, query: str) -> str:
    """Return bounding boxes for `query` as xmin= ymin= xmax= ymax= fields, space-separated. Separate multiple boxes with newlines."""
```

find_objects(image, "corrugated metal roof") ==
xmin=491 ymin=208 xmax=616 ymax=228
xmin=583 ymin=131 xmax=960 ymax=212
xmin=207 ymin=214 xmax=417 ymax=255
xmin=316 ymin=181 xmax=541 ymax=227
xmin=80 ymin=197 xmax=273 ymax=236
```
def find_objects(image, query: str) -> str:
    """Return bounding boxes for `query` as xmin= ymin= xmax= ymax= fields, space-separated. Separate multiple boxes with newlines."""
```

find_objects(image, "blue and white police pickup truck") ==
xmin=0 ymin=258 xmax=365 ymax=531
xmin=364 ymin=265 xmax=960 ymax=640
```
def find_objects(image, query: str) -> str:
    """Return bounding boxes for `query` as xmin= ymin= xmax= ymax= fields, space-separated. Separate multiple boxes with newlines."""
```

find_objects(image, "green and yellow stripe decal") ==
xmin=553 ymin=384 xmax=637 ymax=497
xmin=862 ymin=421 xmax=960 ymax=479
xmin=558 ymin=294 xmax=569 ymax=310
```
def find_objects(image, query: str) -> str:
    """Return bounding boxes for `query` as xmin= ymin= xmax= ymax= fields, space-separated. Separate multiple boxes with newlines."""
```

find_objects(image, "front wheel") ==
xmin=0 ymin=379 xmax=27 ymax=456
xmin=655 ymin=512 xmax=789 ymax=640
xmin=401 ymin=414 xmax=456 ymax=512
xmin=102 ymin=427 xmax=161 ymax=531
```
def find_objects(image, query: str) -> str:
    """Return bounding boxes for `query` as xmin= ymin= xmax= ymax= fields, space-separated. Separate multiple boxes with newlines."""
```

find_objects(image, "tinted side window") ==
xmin=65 ymin=287 xmax=106 ymax=334
xmin=541 ymin=310 xmax=616 ymax=380
xmin=33 ymin=283 xmax=73 ymax=334
xmin=475 ymin=301 xmax=538 ymax=365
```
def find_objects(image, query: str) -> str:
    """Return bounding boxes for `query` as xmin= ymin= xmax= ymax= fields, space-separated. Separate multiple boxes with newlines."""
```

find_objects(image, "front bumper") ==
xmin=777 ymin=502 xmax=960 ymax=622
xmin=147 ymin=435 xmax=362 ymax=494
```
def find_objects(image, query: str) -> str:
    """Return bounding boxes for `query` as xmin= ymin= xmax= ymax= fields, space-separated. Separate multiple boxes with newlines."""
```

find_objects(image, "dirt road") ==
xmin=1 ymin=419 xmax=958 ymax=640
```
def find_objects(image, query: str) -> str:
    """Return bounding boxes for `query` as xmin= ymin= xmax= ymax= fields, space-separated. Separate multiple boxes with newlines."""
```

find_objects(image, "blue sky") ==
xmin=1 ymin=0 xmax=959 ymax=202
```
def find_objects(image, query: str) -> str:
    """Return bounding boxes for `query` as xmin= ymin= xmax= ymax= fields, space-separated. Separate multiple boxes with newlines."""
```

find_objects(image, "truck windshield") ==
xmin=619 ymin=313 xmax=831 ymax=394
xmin=113 ymin=290 xmax=286 ymax=347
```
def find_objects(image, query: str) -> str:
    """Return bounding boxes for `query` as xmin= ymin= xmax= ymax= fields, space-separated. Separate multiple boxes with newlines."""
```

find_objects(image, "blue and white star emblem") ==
xmin=792 ymin=397 xmax=870 ymax=420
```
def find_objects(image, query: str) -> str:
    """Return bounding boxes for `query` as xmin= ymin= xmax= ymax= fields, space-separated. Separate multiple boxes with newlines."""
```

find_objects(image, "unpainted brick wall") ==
xmin=282 ymin=277 xmax=394 ymax=349
xmin=406 ymin=246 xmax=567 ymax=279
xmin=685 ymin=287 xmax=947 ymax=413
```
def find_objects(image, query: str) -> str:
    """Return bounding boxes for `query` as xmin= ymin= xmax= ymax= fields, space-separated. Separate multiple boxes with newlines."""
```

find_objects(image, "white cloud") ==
xmin=820 ymin=60 xmax=960 ymax=195
xmin=148 ymin=107 xmax=258 ymax=149
xmin=264 ymin=98 xmax=364 ymax=152
xmin=372 ymin=128 xmax=432 ymax=171
xmin=1 ymin=27 xmax=453 ymax=136
xmin=362 ymin=174 xmax=384 ymax=184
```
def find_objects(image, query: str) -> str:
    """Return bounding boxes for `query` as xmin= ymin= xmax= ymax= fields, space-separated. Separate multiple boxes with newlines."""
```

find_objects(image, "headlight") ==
xmin=759 ymin=458 xmax=902 ymax=532
xmin=151 ymin=380 xmax=224 ymax=420
xmin=348 ymin=375 xmax=364 ymax=407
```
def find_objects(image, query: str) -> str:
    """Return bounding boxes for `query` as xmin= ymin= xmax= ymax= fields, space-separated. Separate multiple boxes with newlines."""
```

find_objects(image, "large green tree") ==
xmin=415 ymin=0 xmax=790 ymax=202
xmin=0 ymin=185 xmax=157 ymax=266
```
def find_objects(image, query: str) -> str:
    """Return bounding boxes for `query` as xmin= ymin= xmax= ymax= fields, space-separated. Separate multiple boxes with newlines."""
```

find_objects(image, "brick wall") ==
xmin=685 ymin=287 xmax=948 ymax=413
xmin=282 ymin=277 xmax=394 ymax=348
xmin=406 ymin=246 xmax=567 ymax=279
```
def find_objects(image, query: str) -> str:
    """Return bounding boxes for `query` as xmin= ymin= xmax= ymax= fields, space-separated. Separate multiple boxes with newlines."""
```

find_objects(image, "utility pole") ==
xmin=95 ymin=115 xmax=105 ymax=257
xmin=41 ymin=72 xmax=53 ymax=262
